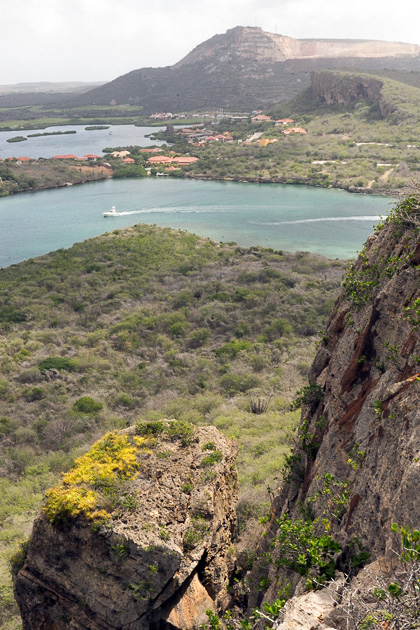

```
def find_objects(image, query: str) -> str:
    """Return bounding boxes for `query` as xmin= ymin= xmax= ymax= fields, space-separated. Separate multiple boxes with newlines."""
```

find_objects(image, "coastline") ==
xmin=184 ymin=172 xmax=398 ymax=198
xmin=1 ymin=170 xmax=398 ymax=200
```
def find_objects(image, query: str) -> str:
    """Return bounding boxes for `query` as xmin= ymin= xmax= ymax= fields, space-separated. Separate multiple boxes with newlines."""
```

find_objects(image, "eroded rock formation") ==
xmin=14 ymin=422 xmax=238 ymax=629
xmin=247 ymin=198 xmax=419 ymax=625
xmin=311 ymin=70 xmax=384 ymax=107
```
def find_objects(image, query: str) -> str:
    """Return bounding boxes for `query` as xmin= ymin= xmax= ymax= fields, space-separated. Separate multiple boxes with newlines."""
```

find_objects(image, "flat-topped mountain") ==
xmin=175 ymin=26 xmax=420 ymax=67
xmin=71 ymin=26 xmax=420 ymax=111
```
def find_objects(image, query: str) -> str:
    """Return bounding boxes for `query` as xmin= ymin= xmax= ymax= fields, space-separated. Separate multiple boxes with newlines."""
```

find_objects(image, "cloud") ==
xmin=1 ymin=0 xmax=420 ymax=83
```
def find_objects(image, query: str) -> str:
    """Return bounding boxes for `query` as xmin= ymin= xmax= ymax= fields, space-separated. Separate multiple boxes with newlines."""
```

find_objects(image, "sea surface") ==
xmin=0 ymin=124 xmax=165 ymax=159
xmin=0 ymin=177 xmax=393 ymax=268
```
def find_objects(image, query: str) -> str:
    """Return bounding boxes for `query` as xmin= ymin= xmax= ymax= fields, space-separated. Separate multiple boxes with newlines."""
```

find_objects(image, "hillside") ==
xmin=172 ymin=70 xmax=420 ymax=192
xmin=244 ymin=196 xmax=420 ymax=628
xmin=9 ymin=196 xmax=420 ymax=630
xmin=0 ymin=225 xmax=346 ymax=629
xmin=64 ymin=27 xmax=420 ymax=111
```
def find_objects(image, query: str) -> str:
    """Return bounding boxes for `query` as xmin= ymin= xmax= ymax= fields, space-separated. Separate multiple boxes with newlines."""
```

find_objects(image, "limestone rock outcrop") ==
xmin=249 ymin=199 xmax=419 ymax=620
xmin=14 ymin=422 xmax=238 ymax=630
xmin=310 ymin=70 xmax=402 ymax=120
xmin=311 ymin=71 xmax=384 ymax=109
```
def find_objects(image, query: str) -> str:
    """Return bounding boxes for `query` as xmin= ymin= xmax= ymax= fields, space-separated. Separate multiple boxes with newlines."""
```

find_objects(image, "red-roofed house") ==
xmin=83 ymin=154 xmax=100 ymax=160
xmin=288 ymin=127 xmax=307 ymax=134
xmin=53 ymin=154 xmax=79 ymax=160
xmin=276 ymin=118 xmax=294 ymax=124
xmin=172 ymin=156 xmax=199 ymax=165
xmin=252 ymin=114 xmax=272 ymax=123
xmin=16 ymin=157 xmax=32 ymax=162
xmin=148 ymin=155 xmax=173 ymax=164
xmin=122 ymin=157 xmax=135 ymax=163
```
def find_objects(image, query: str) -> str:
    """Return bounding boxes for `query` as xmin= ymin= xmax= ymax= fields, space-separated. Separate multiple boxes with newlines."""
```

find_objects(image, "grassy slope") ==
xmin=0 ymin=224 xmax=347 ymax=628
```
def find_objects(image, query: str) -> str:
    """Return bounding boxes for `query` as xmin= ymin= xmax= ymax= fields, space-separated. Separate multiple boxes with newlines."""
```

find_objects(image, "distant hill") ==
xmin=70 ymin=26 xmax=420 ymax=112
xmin=0 ymin=81 xmax=105 ymax=95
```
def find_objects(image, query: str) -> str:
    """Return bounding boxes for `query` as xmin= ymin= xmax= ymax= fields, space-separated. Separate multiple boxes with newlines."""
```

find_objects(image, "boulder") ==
xmin=14 ymin=421 xmax=238 ymax=629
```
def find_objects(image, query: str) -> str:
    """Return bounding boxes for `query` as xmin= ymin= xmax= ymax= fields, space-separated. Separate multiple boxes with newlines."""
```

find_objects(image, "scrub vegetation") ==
xmin=0 ymin=161 xmax=110 ymax=196
xmin=184 ymin=76 xmax=420 ymax=193
xmin=0 ymin=224 xmax=346 ymax=628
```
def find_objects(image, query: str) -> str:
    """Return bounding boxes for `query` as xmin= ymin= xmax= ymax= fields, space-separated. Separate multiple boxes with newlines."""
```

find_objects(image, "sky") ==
xmin=2 ymin=0 xmax=420 ymax=85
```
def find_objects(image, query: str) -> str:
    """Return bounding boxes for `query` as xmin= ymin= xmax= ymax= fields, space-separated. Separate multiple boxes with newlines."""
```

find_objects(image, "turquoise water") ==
xmin=0 ymin=178 xmax=393 ymax=268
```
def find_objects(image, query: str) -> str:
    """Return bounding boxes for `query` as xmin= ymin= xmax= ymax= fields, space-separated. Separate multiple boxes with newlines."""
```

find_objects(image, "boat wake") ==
xmin=108 ymin=207 xmax=222 ymax=216
xmin=249 ymin=215 xmax=382 ymax=226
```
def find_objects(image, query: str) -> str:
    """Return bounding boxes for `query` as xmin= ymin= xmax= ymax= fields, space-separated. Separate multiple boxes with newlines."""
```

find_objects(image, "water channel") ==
xmin=0 ymin=177 xmax=393 ymax=268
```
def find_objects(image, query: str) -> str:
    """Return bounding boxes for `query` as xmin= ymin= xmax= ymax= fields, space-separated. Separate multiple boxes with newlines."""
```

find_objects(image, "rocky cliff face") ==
xmin=14 ymin=422 xmax=238 ymax=630
xmin=311 ymin=70 xmax=384 ymax=107
xmin=310 ymin=70 xmax=400 ymax=119
xmin=248 ymin=198 xmax=420 ymax=624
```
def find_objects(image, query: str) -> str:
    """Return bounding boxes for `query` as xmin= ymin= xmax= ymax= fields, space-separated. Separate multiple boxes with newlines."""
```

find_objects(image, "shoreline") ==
xmin=184 ymin=172 xmax=398 ymax=198
xmin=1 ymin=171 xmax=398 ymax=200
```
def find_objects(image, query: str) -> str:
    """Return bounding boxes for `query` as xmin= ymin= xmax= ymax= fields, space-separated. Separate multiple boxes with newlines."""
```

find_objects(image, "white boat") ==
xmin=102 ymin=205 xmax=121 ymax=217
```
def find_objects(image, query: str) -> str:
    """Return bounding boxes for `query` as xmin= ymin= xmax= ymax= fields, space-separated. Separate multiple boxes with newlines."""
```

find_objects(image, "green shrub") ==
xmin=187 ymin=327 xmax=211 ymax=348
xmin=181 ymin=482 xmax=194 ymax=493
xmin=0 ymin=305 xmax=26 ymax=323
xmin=72 ymin=396 xmax=103 ymax=414
xmin=265 ymin=317 xmax=293 ymax=340
xmin=0 ymin=378 xmax=9 ymax=399
xmin=38 ymin=357 xmax=78 ymax=372
xmin=0 ymin=416 xmax=12 ymax=435
xmin=271 ymin=515 xmax=341 ymax=585
xmin=136 ymin=420 xmax=166 ymax=436
xmin=183 ymin=516 xmax=210 ymax=551
xmin=201 ymin=450 xmax=223 ymax=467
xmin=202 ymin=442 xmax=217 ymax=451
xmin=9 ymin=539 xmax=29 ymax=575
xmin=291 ymin=383 xmax=324 ymax=411
xmin=113 ymin=393 xmax=135 ymax=409
xmin=169 ymin=321 xmax=188 ymax=338
xmin=220 ymin=372 xmax=260 ymax=394
xmin=22 ymin=387 xmax=45 ymax=402
xmin=216 ymin=339 xmax=252 ymax=359
xmin=166 ymin=420 xmax=195 ymax=446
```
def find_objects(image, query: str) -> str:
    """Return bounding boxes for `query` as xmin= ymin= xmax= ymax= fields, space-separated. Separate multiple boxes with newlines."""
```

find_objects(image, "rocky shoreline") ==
xmin=185 ymin=172 xmax=398 ymax=198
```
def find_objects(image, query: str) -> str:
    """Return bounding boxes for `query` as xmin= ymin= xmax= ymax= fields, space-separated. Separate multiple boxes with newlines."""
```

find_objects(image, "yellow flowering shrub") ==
xmin=44 ymin=432 xmax=144 ymax=526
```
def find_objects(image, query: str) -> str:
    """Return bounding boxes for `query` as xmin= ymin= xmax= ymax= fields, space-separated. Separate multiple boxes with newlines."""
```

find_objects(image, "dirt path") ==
xmin=379 ymin=167 xmax=394 ymax=182
xmin=367 ymin=167 xmax=394 ymax=189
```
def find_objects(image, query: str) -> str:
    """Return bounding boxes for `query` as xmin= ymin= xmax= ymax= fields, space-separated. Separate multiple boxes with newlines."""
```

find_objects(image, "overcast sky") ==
xmin=2 ymin=0 xmax=420 ymax=85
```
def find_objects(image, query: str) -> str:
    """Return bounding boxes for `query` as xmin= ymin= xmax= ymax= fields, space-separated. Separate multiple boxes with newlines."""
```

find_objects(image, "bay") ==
xmin=0 ymin=177 xmax=393 ymax=268
xmin=0 ymin=124 xmax=165 ymax=159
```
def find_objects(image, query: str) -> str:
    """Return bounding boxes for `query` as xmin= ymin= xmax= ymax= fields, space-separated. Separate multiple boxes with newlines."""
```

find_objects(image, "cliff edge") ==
xmin=247 ymin=196 xmax=419 ymax=626
xmin=14 ymin=421 xmax=238 ymax=630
